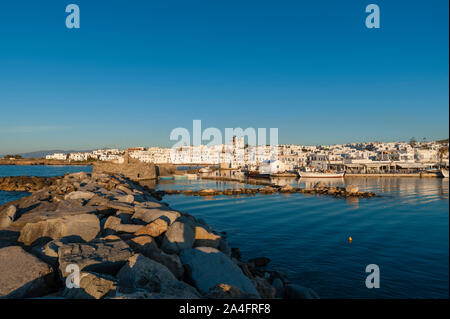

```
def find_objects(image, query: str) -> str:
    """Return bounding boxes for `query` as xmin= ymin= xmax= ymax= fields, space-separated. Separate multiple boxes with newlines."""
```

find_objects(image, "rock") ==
xmin=0 ymin=205 xmax=17 ymax=228
xmin=279 ymin=185 xmax=293 ymax=193
xmin=103 ymin=216 xmax=143 ymax=235
xmin=271 ymin=278 xmax=285 ymax=298
xmin=161 ymin=220 xmax=195 ymax=254
xmin=0 ymin=246 xmax=56 ymax=298
xmin=62 ymin=272 xmax=118 ymax=299
xmin=115 ymin=194 xmax=134 ymax=203
xmin=147 ymin=250 xmax=184 ymax=279
xmin=117 ymin=254 xmax=200 ymax=297
xmin=218 ymin=238 xmax=231 ymax=256
xmin=134 ymin=218 xmax=169 ymax=237
xmin=58 ymin=239 xmax=133 ymax=278
xmin=12 ymin=205 xmax=101 ymax=229
xmin=248 ymin=257 xmax=271 ymax=268
xmin=131 ymin=208 xmax=180 ymax=226
xmin=206 ymin=283 xmax=255 ymax=299
xmin=31 ymin=239 xmax=68 ymax=267
xmin=126 ymin=236 xmax=159 ymax=256
xmin=180 ymin=247 xmax=260 ymax=297
xmin=194 ymin=226 xmax=221 ymax=248
xmin=314 ymin=182 xmax=325 ymax=189
xmin=104 ymin=201 xmax=135 ymax=213
xmin=18 ymin=214 xmax=100 ymax=246
xmin=284 ymin=284 xmax=319 ymax=299
xmin=199 ymin=189 xmax=216 ymax=196
xmin=251 ymin=277 xmax=276 ymax=298
xmin=231 ymin=247 xmax=241 ymax=260
xmin=345 ymin=185 xmax=359 ymax=194
xmin=64 ymin=191 xmax=95 ymax=201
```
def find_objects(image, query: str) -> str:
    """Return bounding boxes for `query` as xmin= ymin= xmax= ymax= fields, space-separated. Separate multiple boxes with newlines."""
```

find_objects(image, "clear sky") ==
xmin=0 ymin=0 xmax=448 ymax=154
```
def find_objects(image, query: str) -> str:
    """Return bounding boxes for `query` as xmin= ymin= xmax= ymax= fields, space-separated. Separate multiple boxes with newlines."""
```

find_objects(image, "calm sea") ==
xmin=0 ymin=165 xmax=448 ymax=298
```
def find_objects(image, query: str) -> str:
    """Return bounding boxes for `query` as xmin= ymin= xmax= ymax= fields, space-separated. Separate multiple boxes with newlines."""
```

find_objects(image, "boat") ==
xmin=298 ymin=169 xmax=345 ymax=178
xmin=199 ymin=167 xmax=212 ymax=173
xmin=441 ymin=169 xmax=449 ymax=178
xmin=158 ymin=176 xmax=174 ymax=180
xmin=184 ymin=173 xmax=198 ymax=180
xmin=173 ymin=175 xmax=187 ymax=180
xmin=246 ymin=171 xmax=270 ymax=179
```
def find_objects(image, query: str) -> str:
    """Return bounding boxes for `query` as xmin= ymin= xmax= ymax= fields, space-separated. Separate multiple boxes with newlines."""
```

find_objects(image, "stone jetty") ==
xmin=0 ymin=172 xmax=316 ymax=299
xmin=164 ymin=182 xmax=379 ymax=199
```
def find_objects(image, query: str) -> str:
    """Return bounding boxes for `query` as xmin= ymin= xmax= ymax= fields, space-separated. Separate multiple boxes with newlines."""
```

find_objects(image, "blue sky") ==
xmin=0 ymin=0 xmax=448 ymax=154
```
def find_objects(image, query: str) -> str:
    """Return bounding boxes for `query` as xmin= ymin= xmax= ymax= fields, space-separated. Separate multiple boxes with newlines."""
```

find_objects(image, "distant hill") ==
xmin=1 ymin=150 xmax=93 ymax=159
xmin=437 ymin=138 xmax=449 ymax=144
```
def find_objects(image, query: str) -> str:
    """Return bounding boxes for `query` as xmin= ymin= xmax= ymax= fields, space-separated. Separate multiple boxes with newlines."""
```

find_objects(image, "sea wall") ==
xmin=0 ymin=172 xmax=316 ymax=299
xmin=93 ymin=159 xmax=157 ymax=181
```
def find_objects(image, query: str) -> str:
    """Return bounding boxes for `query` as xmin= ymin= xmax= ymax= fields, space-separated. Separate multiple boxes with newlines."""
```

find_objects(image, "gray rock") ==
xmin=161 ymin=220 xmax=195 ymax=254
xmin=251 ymin=277 xmax=276 ymax=298
xmin=193 ymin=225 xmax=221 ymax=249
xmin=180 ymin=247 xmax=260 ymax=297
xmin=271 ymin=278 xmax=285 ymax=298
xmin=131 ymin=207 xmax=180 ymax=226
xmin=103 ymin=216 xmax=143 ymax=235
xmin=148 ymin=250 xmax=184 ymax=279
xmin=62 ymin=272 xmax=118 ymax=299
xmin=58 ymin=239 xmax=133 ymax=278
xmin=218 ymin=238 xmax=231 ymax=256
xmin=0 ymin=205 xmax=17 ymax=229
xmin=117 ymin=254 xmax=200 ymax=297
xmin=64 ymin=191 xmax=95 ymax=201
xmin=126 ymin=235 xmax=159 ymax=256
xmin=0 ymin=246 xmax=56 ymax=298
xmin=206 ymin=283 xmax=255 ymax=299
xmin=18 ymin=214 xmax=100 ymax=246
xmin=284 ymin=284 xmax=319 ymax=299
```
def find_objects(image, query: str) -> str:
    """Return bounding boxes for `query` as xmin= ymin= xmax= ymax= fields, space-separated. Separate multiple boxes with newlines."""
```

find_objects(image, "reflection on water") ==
xmin=157 ymin=177 xmax=449 ymax=298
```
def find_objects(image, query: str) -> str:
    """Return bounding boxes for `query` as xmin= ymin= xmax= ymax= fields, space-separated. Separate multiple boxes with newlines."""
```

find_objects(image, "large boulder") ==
xmin=147 ymin=250 xmax=184 ymax=279
xmin=126 ymin=236 xmax=159 ymax=256
xmin=18 ymin=214 xmax=100 ymax=246
xmin=58 ymin=239 xmax=133 ymax=278
xmin=131 ymin=208 xmax=180 ymax=226
xmin=64 ymin=191 xmax=95 ymax=201
xmin=206 ymin=283 xmax=255 ymax=299
xmin=194 ymin=226 xmax=221 ymax=248
xmin=61 ymin=272 xmax=118 ymax=299
xmin=0 ymin=246 xmax=56 ymax=298
xmin=284 ymin=284 xmax=319 ymax=299
xmin=161 ymin=221 xmax=195 ymax=254
xmin=134 ymin=218 xmax=169 ymax=237
xmin=180 ymin=247 xmax=260 ymax=297
xmin=117 ymin=254 xmax=200 ymax=297
xmin=0 ymin=205 xmax=17 ymax=229
xmin=103 ymin=216 xmax=143 ymax=235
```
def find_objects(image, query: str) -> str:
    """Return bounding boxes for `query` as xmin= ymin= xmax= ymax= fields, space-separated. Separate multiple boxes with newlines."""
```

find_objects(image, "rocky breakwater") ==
xmin=0 ymin=172 xmax=315 ymax=299
xmin=164 ymin=182 xmax=379 ymax=199
xmin=0 ymin=176 xmax=57 ymax=192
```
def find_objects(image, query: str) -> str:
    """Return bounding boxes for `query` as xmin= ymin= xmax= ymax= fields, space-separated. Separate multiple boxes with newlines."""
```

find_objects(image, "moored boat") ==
xmin=298 ymin=170 xmax=345 ymax=178
xmin=441 ymin=169 xmax=449 ymax=178
xmin=158 ymin=176 xmax=174 ymax=180
xmin=246 ymin=171 xmax=271 ymax=179
xmin=184 ymin=173 xmax=198 ymax=180
xmin=173 ymin=175 xmax=188 ymax=180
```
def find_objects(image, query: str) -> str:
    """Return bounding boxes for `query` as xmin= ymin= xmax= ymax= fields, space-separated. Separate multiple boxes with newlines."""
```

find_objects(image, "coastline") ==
xmin=0 ymin=172 xmax=316 ymax=299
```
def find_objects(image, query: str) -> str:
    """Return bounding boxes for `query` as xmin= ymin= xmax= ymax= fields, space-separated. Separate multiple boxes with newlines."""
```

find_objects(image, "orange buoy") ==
xmin=348 ymin=236 xmax=352 ymax=243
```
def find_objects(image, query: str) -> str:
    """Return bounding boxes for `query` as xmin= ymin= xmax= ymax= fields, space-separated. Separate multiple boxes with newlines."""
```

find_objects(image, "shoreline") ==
xmin=0 ymin=172 xmax=316 ymax=299
xmin=0 ymin=161 xmax=445 ymax=178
